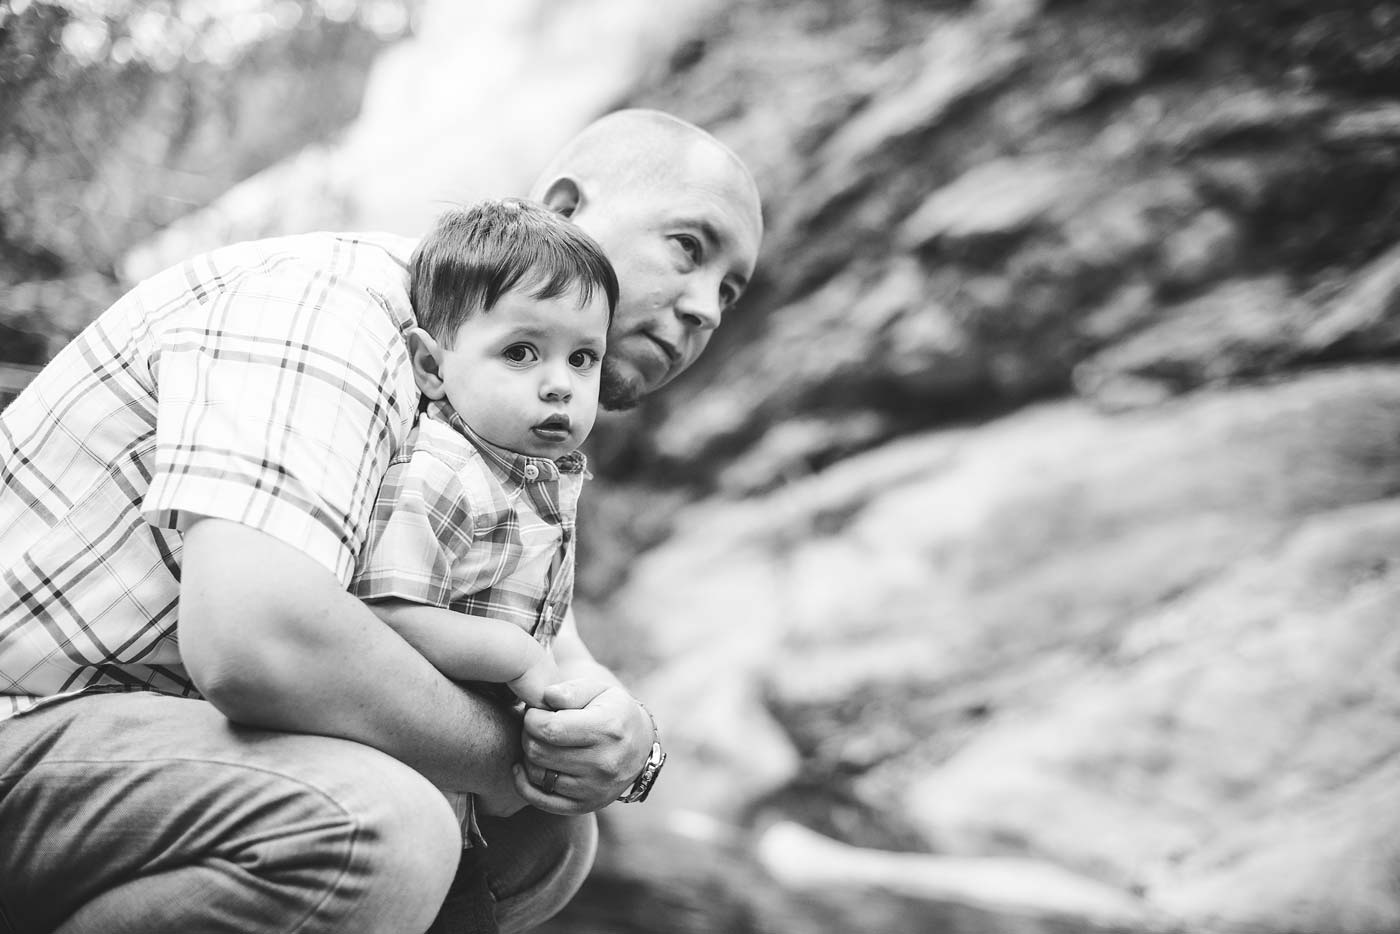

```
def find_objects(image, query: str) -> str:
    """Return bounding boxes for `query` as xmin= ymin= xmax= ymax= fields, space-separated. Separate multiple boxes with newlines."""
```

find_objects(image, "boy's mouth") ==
xmin=532 ymin=415 xmax=571 ymax=441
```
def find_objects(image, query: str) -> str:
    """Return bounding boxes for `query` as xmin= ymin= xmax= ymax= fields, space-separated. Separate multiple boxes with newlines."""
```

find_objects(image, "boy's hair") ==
xmin=409 ymin=198 xmax=620 ymax=342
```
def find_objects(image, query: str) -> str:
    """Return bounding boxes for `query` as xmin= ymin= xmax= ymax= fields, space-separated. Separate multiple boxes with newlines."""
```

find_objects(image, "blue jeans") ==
xmin=0 ymin=693 xmax=596 ymax=934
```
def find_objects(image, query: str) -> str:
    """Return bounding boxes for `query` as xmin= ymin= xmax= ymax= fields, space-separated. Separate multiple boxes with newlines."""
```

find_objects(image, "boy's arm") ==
xmin=369 ymin=598 xmax=561 ymax=708
xmin=178 ymin=518 xmax=529 ymax=813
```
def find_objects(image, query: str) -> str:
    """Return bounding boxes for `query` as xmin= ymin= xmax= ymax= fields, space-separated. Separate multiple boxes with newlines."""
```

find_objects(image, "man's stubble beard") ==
xmin=599 ymin=360 xmax=643 ymax=412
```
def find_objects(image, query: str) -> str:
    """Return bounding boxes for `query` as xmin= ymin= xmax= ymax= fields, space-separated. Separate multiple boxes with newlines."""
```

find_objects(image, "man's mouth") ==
xmin=645 ymin=332 xmax=680 ymax=368
xmin=641 ymin=331 xmax=683 ymax=380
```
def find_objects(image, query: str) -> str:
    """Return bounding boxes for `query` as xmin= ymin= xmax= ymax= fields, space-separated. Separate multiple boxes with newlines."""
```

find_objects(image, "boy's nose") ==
xmin=541 ymin=367 xmax=572 ymax=402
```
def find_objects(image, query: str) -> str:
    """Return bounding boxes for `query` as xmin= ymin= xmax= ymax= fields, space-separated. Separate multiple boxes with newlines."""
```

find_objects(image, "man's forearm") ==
xmin=550 ymin=607 xmax=624 ymax=688
xmin=179 ymin=519 xmax=522 ymax=795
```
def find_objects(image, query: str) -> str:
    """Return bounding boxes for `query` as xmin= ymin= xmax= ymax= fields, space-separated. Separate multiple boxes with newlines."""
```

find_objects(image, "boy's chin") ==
xmin=599 ymin=365 xmax=644 ymax=412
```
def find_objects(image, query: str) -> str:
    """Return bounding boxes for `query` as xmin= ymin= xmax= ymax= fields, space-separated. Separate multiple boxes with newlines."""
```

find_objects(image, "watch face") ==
xmin=636 ymin=743 xmax=666 ymax=802
xmin=619 ymin=742 xmax=666 ymax=803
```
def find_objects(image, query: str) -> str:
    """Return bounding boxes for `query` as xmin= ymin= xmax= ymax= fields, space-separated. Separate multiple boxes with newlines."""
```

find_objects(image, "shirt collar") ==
xmin=426 ymin=398 xmax=587 ymax=483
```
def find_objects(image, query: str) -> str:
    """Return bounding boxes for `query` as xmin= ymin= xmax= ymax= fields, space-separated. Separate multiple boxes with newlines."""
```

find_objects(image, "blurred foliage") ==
xmin=0 ymin=0 xmax=414 ymax=367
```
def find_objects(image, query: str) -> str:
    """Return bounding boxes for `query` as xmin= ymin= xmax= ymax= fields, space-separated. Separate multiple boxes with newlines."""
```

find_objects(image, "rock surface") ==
xmin=557 ymin=4 xmax=1400 ymax=926
xmin=580 ymin=363 xmax=1400 ymax=931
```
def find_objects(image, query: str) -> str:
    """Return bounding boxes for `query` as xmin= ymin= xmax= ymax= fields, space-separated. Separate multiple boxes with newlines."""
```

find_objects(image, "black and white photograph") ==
xmin=2 ymin=1 xmax=1398 ymax=932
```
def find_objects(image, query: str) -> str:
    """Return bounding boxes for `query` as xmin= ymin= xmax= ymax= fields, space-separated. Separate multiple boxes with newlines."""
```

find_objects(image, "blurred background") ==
xmin=5 ymin=1 xmax=1400 ymax=931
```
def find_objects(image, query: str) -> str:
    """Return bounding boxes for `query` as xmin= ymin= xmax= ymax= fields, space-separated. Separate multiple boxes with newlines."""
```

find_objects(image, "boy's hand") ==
xmin=506 ymin=654 xmax=564 ymax=710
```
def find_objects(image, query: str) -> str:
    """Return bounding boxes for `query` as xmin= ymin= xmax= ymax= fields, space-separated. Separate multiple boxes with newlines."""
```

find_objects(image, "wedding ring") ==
xmin=541 ymin=768 xmax=560 ymax=794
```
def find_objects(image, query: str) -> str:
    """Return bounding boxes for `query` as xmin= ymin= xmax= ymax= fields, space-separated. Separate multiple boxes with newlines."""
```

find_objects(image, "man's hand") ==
xmin=509 ymin=679 xmax=653 ymax=815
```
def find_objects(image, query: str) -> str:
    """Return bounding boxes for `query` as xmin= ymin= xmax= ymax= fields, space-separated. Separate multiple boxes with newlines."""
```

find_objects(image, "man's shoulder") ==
xmin=156 ymin=231 xmax=420 ymax=333
xmin=206 ymin=230 xmax=417 ymax=278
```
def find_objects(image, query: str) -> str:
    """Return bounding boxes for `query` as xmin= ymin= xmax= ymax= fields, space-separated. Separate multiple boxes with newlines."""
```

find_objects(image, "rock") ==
xmin=756 ymin=821 xmax=1162 ymax=931
xmin=1165 ymin=87 xmax=1330 ymax=153
xmin=1324 ymin=102 xmax=1400 ymax=147
xmin=602 ymin=364 xmax=1400 ymax=928
xmin=1301 ymin=238 xmax=1400 ymax=356
xmin=1156 ymin=208 xmax=1241 ymax=291
xmin=639 ymin=663 xmax=802 ymax=821
xmin=1073 ymin=276 xmax=1313 ymax=402
xmin=815 ymin=18 xmax=1028 ymax=187
xmin=714 ymin=412 xmax=894 ymax=496
xmin=1157 ymin=757 xmax=1400 ymax=934
xmin=898 ymin=157 xmax=1098 ymax=251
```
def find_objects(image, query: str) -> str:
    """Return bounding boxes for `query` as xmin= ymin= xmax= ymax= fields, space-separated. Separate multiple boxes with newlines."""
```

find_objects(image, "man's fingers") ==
xmin=510 ymin=764 xmax=589 ymax=816
xmin=522 ymin=706 xmax=603 ymax=747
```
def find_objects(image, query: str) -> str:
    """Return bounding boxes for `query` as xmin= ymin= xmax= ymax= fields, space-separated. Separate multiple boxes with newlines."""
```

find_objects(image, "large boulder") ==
xmin=600 ymin=364 xmax=1400 ymax=931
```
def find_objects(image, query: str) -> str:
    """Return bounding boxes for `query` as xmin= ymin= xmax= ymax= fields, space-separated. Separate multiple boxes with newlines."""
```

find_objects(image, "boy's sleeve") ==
xmin=350 ymin=448 xmax=476 ymax=608
xmin=142 ymin=241 xmax=419 ymax=585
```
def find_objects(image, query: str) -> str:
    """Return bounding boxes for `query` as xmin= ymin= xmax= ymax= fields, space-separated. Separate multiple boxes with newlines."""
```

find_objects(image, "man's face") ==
xmin=573 ymin=168 xmax=762 ymax=410
xmin=435 ymin=287 xmax=609 ymax=459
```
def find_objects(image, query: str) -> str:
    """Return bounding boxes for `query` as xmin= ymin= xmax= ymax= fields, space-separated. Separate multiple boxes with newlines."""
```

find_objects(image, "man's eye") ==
xmin=675 ymin=234 xmax=701 ymax=263
xmin=503 ymin=345 xmax=536 ymax=363
xmin=569 ymin=349 xmax=600 ymax=369
xmin=720 ymin=284 xmax=739 ymax=310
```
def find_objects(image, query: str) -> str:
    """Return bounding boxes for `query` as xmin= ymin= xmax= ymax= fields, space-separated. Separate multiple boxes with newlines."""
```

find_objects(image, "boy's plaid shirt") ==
xmin=349 ymin=400 xmax=586 ymax=647
xmin=0 ymin=232 xmax=421 ymax=720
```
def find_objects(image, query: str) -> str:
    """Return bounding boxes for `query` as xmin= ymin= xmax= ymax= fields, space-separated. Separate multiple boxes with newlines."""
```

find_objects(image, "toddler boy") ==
xmin=350 ymin=198 xmax=618 ymax=836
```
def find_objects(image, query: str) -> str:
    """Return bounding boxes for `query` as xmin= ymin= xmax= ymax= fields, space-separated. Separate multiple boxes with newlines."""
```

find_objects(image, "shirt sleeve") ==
xmin=349 ymin=447 xmax=477 ymax=608
xmin=142 ymin=243 xmax=419 ymax=585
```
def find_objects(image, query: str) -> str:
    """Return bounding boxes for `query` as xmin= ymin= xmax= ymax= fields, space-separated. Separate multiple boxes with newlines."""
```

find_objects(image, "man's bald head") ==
xmin=529 ymin=109 xmax=761 ymax=222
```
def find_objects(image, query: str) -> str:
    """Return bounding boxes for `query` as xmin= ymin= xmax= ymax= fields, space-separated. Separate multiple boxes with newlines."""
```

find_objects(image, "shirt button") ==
xmin=523 ymin=464 xmax=540 ymax=481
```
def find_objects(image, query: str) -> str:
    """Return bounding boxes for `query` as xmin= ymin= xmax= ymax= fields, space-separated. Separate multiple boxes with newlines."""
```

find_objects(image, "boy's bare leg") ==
xmin=0 ymin=692 xmax=461 ymax=934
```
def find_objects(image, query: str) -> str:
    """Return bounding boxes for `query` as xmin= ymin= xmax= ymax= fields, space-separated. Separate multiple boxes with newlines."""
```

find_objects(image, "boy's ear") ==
xmin=406 ymin=327 xmax=447 ymax=400
xmin=539 ymin=176 xmax=583 ymax=219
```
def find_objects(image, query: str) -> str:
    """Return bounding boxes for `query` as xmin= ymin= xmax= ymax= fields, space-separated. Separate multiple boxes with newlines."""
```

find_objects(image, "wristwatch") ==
xmin=617 ymin=702 xmax=666 ymax=803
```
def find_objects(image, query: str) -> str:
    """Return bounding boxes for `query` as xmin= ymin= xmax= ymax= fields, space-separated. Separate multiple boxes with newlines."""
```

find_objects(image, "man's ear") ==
xmin=406 ymin=327 xmax=447 ymax=400
xmin=538 ymin=176 xmax=583 ymax=219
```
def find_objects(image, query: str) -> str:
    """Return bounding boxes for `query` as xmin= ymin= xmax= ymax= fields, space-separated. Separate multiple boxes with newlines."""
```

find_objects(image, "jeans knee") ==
xmin=334 ymin=754 xmax=461 ymax=934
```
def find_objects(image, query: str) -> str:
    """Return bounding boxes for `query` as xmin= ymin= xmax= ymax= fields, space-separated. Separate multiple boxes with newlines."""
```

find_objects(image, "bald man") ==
xmin=0 ymin=110 xmax=762 ymax=934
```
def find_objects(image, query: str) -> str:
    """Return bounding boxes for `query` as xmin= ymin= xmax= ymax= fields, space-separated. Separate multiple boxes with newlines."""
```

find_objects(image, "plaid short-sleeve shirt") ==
xmin=350 ymin=400 xmax=586 ymax=648
xmin=0 ymin=232 xmax=421 ymax=720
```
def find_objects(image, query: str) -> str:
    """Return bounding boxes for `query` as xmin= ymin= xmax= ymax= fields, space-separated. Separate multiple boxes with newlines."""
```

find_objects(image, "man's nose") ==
xmin=676 ymin=282 xmax=722 ymax=332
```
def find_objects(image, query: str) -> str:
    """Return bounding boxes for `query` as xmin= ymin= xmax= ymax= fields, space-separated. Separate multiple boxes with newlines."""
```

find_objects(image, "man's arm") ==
xmin=177 ymin=517 xmax=527 ymax=811
xmin=368 ymin=599 xmax=562 ymax=709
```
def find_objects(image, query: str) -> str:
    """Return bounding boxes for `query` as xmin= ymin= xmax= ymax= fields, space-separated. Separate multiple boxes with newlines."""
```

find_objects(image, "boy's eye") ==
xmin=569 ymin=349 xmax=600 ymax=369
xmin=503 ymin=344 xmax=536 ymax=363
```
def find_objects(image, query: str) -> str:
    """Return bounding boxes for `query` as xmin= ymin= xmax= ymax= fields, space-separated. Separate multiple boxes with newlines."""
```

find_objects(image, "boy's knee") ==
xmin=480 ymin=810 xmax=597 ymax=933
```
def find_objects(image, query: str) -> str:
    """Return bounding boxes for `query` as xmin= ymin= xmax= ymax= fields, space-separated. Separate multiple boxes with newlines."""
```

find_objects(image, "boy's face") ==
xmin=434 ymin=286 xmax=609 ymax=459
